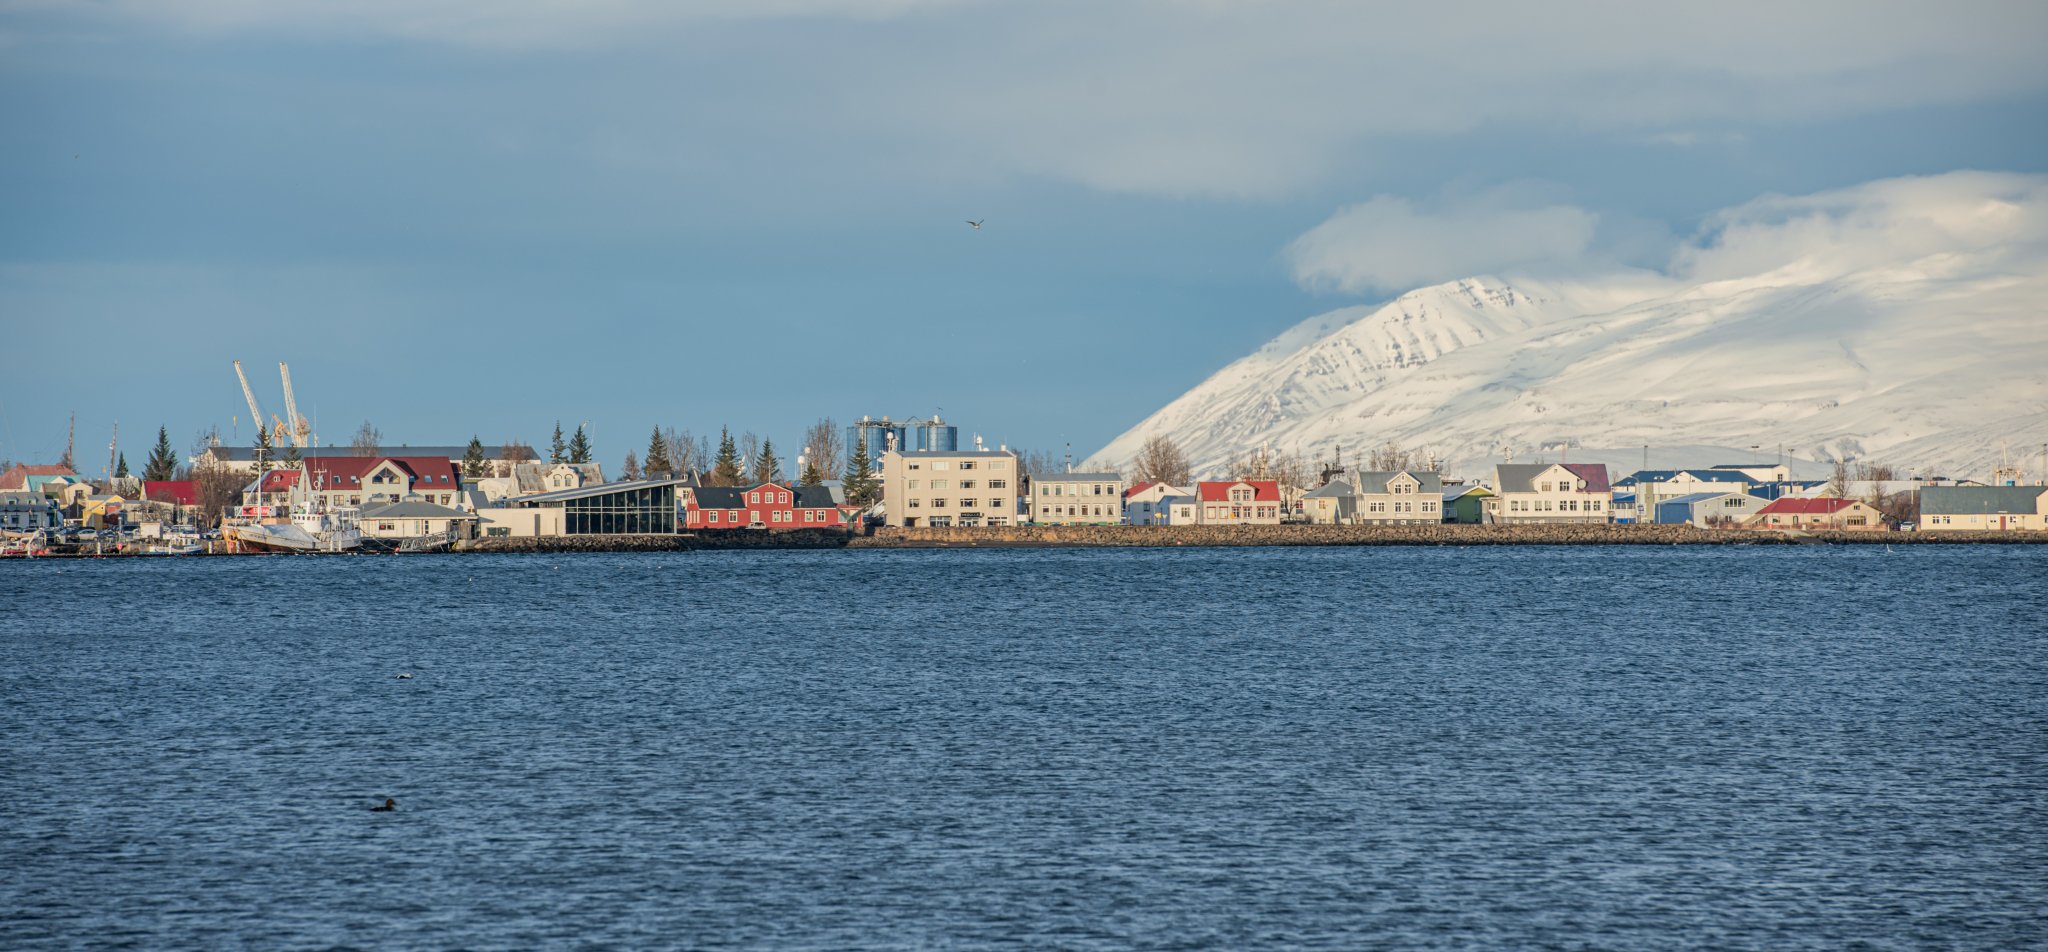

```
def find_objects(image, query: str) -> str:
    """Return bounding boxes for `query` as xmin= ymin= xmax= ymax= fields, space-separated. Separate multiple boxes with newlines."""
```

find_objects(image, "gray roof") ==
xmin=208 ymin=445 xmax=515 ymax=462
xmin=1657 ymin=491 xmax=1750 ymax=506
xmin=1302 ymin=480 xmax=1355 ymax=498
xmin=1440 ymin=484 xmax=1490 ymax=503
xmin=889 ymin=450 xmax=1018 ymax=458
xmin=1351 ymin=470 xmax=1444 ymax=495
xmin=512 ymin=476 xmax=692 ymax=505
xmin=359 ymin=500 xmax=477 ymax=519
xmin=1028 ymin=472 xmax=1122 ymax=482
xmin=1920 ymin=486 xmax=2046 ymax=515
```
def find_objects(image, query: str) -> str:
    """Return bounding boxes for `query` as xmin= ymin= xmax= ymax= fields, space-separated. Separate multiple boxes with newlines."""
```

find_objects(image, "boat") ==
xmin=228 ymin=507 xmax=362 ymax=553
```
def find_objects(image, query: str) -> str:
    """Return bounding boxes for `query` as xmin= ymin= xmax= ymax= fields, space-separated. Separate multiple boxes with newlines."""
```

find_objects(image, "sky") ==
xmin=3 ymin=1 xmax=2045 ymax=476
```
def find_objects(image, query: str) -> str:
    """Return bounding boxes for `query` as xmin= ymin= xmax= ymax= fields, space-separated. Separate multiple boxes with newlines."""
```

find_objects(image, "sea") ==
xmin=3 ymin=545 xmax=2044 ymax=951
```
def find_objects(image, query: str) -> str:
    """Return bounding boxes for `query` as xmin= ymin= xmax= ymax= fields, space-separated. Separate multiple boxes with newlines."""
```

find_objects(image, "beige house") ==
xmin=1742 ymin=497 xmax=1887 ymax=530
xmin=1919 ymin=486 xmax=2046 ymax=531
xmin=1493 ymin=463 xmax=1613 ymax=524
xmin=1352 ymin=471 xmax=1445 ymax=525
xmin=358 ymin=498 xmax=479 ymax=542
xmin=476 ymin=506 xmax=567 ymax=537
xmin=1028 ymin=472 xmax=1127 ymax=524
xmin=881 ymin=448 xmax=1023 ymax=527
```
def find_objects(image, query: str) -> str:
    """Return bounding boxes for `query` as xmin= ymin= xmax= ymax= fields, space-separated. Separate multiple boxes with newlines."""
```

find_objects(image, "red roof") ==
xmin=259 ymin=457 xmax=464 ymax=493
xmin=0 ymin=463 xmax=76 ymax=489
xmin=1125 ymin=481 xmax=1157 ymax=498
xmin=142 ymin=480 xmax=197 ymax=506
xmin=1561 ymin=463 xmax=1611 ymax=494
xmin=1757 ymin=497 xmax=1858 ymax=515
xmin=1198 ymin=480 xmax=1280 ymax=502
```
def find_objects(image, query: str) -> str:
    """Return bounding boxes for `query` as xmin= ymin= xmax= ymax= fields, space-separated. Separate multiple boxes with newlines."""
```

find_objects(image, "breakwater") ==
xmin=443 ymin=523 xmax=2047 ymax=553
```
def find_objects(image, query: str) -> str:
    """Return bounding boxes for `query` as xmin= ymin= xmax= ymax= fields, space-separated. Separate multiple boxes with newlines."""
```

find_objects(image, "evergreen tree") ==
xmin=800 ymin=458 xmax=823 ymax=486
xmin=645 ymin=426 xmax=673 ymax=475
xmin=751 ymin=438 xmax=781 ymax=485
xmin=843 ymin=436 xmax=877 ymax=508
xmin=144 ymin=427 xmax=179 ymax=482
xmin=253 ymin=426 xmax=273 ymax=473
xmin=550 ymin=422 xmax=567 ymax=464
xmin=116 ymin=452 xmax=130 ymax=478
xmin=568 ymin=425 xmax=593 ymax=464
xmin=282 ymin=441 xmax=302 ymax=468
xmin=463 ymin=436 xmax=488 ymax=479
xmin=711 ymin=427 xmax=744 ymax=486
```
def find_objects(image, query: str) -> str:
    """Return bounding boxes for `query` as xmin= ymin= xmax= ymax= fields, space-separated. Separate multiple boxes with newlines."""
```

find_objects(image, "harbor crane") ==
xmin=233 ymin=361 xmax=266 ymax=440
xmin=278 ymin=362 xmax=310 ymax=447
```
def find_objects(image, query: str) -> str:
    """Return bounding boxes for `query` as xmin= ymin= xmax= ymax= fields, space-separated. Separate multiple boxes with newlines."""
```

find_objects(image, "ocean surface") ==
xmin=3 ymin=545 xmax=2045 ymax=951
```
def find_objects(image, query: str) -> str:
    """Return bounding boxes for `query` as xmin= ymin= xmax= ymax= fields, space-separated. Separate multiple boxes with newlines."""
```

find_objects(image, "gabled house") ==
xmin=1440 ymin=484 xmax=1495 ymax=524
xmin=1352 ymin=471 xmax=1444 ymax=525
xmin=1918 ymin=486 xmax=2046 ymax=531
xmin=0 ymin=463 xmax=77 ymax=493
xmin=1494 ymin=463 xmax=1613 ymax=524
xmin=1653 ymin=490 xmax=1770 ymax=527
xmin=1123 ymin=481 xmax=1196 ymax=525
xmin=1195 ymin=480 xmax=1282 ymax=524
xmin=1613 ymin=469 xmax=1751 ymax=519
xmin=0 ymin=491 xmax=63 ymax=532
xmin=682 ymin=482 xmax=848 ymax=529
xmin=1744 ymin=496 xmax=1887 ymax=530
xmin=1300 ymin=479 xmax=1355 ymax=524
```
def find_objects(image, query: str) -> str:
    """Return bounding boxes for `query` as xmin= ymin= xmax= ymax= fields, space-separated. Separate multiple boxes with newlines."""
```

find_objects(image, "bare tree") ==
xmin=1829 ymin=458 xmax=1850 ymax=497
xmin=1367 ymin=442 xmax=1414 ymax=472
xmin=1018 ymin=448 xmax=1064 ymax=476
xmin=621 ymin=450 xmax=641 ymax=481
xmin=501 ymin=441 xmax=538 ymax=464
xmin=661 ymin=427 xmax=704 ymax=476
xmin=803 ymin=417 xmax=843 ymax=481
xmin=350 ymin=421 xmax=382 ymax=457
xmin=738 ymin=431 xmax=760 ymax=477
xmin=1129 ymin=434 xmax=1192 ymax=486
xmin=191 ymin=454 xmax=243 ymax=529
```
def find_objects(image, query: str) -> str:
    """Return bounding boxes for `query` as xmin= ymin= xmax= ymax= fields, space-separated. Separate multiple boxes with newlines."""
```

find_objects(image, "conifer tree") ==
xmin=645 ymin=426 xmax=673 ymax=475
xmin=282 ymin=441 xmax=301 ymax=469
xmin=751 ymin=439 xmax=781 ymax=485
xmin=711 ymin=428 xmax=744 ymax=486
xmin=116 ymin=452 xmax=130 ymax=478
xmin=144 ymin=427 xmax=179 ymax=482
xmin=568 ymin=425 xmax=592 ymax=464
xmin=463 ymin=437 xmax=488 ymax=479
xmin=253 ymin=426 xmax=273 ymax=473
xmin=800 ymin=457 xmax=823 ymax=486
xmin=621 ymin=450 xmax=641 ymax=481
xmin=843 ymin=436 xmax=877 ymax=508
xmin=550 ymin=422 xmax=567 ymax=464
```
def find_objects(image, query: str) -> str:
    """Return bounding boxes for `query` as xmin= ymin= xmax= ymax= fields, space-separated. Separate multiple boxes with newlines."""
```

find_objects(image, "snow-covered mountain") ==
xmin=1094 ymin=171 xmax=2048 ymax=482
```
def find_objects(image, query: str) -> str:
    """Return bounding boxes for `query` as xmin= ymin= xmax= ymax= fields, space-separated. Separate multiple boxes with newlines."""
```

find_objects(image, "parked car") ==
xmin=75 ymin=529 xmax=98 ymax=541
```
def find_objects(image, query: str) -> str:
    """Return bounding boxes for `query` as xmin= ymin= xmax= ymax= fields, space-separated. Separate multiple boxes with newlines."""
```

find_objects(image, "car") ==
xmin=76 ymin=529 xmax=99 ymax=541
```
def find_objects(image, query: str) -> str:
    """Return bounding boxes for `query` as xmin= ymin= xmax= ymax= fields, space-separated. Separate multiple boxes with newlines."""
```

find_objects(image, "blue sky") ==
xmin=3 ymin=1 xmax=2045 ymax=474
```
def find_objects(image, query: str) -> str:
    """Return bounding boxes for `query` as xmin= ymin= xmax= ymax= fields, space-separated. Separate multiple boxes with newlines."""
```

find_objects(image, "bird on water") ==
xmin=372 ymin=798 xmax=397 ymax=811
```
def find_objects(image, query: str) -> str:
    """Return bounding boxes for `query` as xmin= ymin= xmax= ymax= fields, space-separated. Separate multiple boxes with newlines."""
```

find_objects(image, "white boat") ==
xmin=228 ymin=507 xmax=361 ymax=553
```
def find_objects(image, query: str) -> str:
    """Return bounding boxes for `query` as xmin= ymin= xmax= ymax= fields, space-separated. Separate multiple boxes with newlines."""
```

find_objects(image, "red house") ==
xmin=683 ymin=483 xmax=849 ymax=528
xmin=1196 ymin=480 xmax=1283 ymax=524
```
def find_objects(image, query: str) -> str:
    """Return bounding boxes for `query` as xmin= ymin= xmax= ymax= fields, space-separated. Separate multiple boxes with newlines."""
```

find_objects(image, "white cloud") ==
xmin=13 ymin=0 xmax=2048 ymax=197
xmin=1286 ymin=191 xmax=1601 ymax=294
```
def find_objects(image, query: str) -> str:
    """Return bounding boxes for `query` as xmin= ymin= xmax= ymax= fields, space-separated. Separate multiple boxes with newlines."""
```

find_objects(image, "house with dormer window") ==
xmin=1493 ymin=462 xmax=1612 ymax=524
xmin=682 ymin=482 xmax=848 ymax=529
xmin=1352 ymin=470 xmax=1445 ymax=525
xmin=1195 ymin=480 xmax=1282 ymax=524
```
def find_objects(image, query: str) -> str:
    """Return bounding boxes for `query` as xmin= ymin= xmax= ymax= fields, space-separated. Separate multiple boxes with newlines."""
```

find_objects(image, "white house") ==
xmin=1028 ymin=472 xmax=1126 ymax=525
xmin=1494 ymin=463 xmax=1613 ymax=524
xmin=1123 ymin=481 xmax=1196 ymax=525
xmin=1351 ymin=471 xmax=1444 ymax=525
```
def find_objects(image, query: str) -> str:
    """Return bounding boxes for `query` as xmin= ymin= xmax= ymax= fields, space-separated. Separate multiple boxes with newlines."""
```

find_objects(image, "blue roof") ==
xmin=1615 ymin=469 xmax=1752 ymax=486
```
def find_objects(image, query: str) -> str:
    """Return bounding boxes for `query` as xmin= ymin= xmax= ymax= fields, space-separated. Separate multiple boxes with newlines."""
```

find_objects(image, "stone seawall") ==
xmin=437 ymin=523 xmax=2048 ymax=554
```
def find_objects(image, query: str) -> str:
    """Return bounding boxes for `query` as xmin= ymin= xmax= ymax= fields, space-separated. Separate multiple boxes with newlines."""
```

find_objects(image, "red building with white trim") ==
xmin=1195 ymin=480 xmax=1282 ymax=524
xmin=682 ymin=483 xmax=850 ymax=528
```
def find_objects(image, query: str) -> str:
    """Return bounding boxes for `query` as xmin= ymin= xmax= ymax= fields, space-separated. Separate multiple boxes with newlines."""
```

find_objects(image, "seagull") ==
xmin=967 ymin=220 xmax=984 ymax=229
xmin=397 ymin=673 xmax=412 ymax=679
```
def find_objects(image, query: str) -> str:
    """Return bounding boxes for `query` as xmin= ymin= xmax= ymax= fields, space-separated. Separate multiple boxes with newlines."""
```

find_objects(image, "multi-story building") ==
xmin=1123 ymin=481 xmax=1196 ymax=525
xmin=0 ymin=491 xmax=63 ymax=532
xmin=1195 ymin=480 xmax=1283 ymax=524
xmin=883 ymin=449 xmax=1023 ymax=527
xmin=1493 ymin=463 xmax=1613 ymax=524
xmin=1352 ymin=471 xmax=1445 ymax=525
xmin=197 ymin=444 xmax=521 ymax=476
xmin=1027 ymin=471 xmax=1125 ymax=524
xmin=1612 ymin=469 xmax=1751 ymax=521
xmin=682 ymin=483 xmax=848 ymax=529
xmin=258 ymin=456 xmax=467 ymax=511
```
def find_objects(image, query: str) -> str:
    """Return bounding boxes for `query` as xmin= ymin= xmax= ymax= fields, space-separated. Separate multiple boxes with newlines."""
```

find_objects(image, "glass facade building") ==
xmin=523 ymin=483 xmax=677 ymax=535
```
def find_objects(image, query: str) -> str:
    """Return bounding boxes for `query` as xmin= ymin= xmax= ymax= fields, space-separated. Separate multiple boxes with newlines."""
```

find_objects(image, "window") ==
xmin=909 ymin=464 xmax=921 ymax=471
xmin=959 ymin=462 xmax=975 ymax=470
xmin=933 ymin=498 xmax=947 ymax=508
xmin=1541 ymin=482 xmax=1552 ymax=492
xmin=989 ymin=479 xmax=1006 ymax=489
xmin=959 ymin=480 xmax=976 ymax=489
xmin=932 ymin=462 xmax=949 ymax=470
xmin=962 ymin=498 xmax=978 ymax=507
xmin=750 ymin=492 xmax=760 ymax=503
xmin=1092 ymin=485 xmax=1101 ymax=495
xmin=1591 ymin=500 xmax=1602 ymax=511
xmin=931 ymin=479 xmax=948 ymax=490
xmin=908 ymin=499 xmax=921 ymax=508
xmin=709 ymin=511 xmax=720 ymax=522
xmin=990 ymin=461 xmax=1005 ymax=470
xmin=804 ymin=510 xmax=814 ymax=522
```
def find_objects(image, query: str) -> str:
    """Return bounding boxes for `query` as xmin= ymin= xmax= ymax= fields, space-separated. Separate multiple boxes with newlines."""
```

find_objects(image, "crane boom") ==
xmin=233 ymin=361 xmax=265 ymax=434
xmin=278 ymin=362 xmax=309 ymax=447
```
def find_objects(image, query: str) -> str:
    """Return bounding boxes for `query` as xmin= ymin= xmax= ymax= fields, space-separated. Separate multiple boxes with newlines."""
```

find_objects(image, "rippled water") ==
xmin=4 ymin=546 xmax=2045 ymax=950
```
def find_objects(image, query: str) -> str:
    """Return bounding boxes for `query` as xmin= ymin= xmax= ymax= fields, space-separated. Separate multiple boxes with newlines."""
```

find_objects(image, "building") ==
xmin=1300 ymin=479 xmax=1355 ymax=524
xmin=0 ymin=463 xmax=77 ymax=493
xmin=1653 ymin=490 xmax=1771 ymax=527
xmin=471 ymin=462 xmax=606 ymax=503
xmin=1494 ymin=463 xmax=1613 ymax=523
xmin=1743 ymin=496 xmax=1887 ymax=530
xmin=682 ymin=483 xmax=847 ymax=529
xmin=1612 ymin=470 xmax=1752 ymax=521
xmin=1123 ymin=481 xmax=1196 ymax=525
xmin=273 ymin=456 xmax=466 ymax=511
xmin=358 ymin=498 xmax=479 ymax=543
xmin=1195 ymin=480 xmax=1283 ymax=524
xmin=1027 ymin=471 xmax=1125 ymax=525
xmin=507 ymin=476 xmax=691 ymax=535
xmin=195 ymin=444 xmax=524 ymax=476
xmin=881 ymin=448 xmax=1023 ymax=527
xmin=1440 ymin=484 xmax=1495 ymax=524
xmin=0 ymin=491 xmax=63 ymax=532
xmin=1351 ymin=471 xmax=1444 ymax=525
xmin=847 ymin=415 xmax=957 ymax=464
xmin=1919 ymin=486 xmax=2046 ymax=531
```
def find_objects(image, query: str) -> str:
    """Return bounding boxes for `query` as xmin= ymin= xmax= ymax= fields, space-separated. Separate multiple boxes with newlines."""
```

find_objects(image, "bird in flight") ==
xmin=967 ymin=220 xmax=984 ymax=229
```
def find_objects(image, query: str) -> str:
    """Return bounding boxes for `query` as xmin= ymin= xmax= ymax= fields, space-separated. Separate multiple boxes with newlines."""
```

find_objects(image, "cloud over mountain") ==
xmin=1094 ymin=171 xmax=2048 ymax=480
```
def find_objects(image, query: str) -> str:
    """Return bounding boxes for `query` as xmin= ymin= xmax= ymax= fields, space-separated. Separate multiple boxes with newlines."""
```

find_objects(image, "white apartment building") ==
xmin=1029 ymin=472 xmax=1126 ymax=524
xmin=881 ymin=449 xmax=1023 ymax=527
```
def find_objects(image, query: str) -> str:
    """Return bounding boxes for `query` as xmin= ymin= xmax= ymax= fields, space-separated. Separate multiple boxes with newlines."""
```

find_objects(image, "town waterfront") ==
xmin=5 ymin=546 xmax=2045 ymax=950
